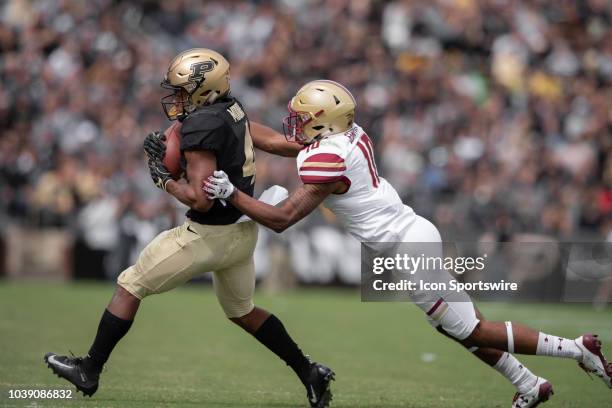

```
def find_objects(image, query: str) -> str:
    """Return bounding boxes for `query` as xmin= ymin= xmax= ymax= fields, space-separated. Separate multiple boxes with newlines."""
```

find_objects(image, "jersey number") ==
xmin=243 ymin=124 xmax=256 ymax=183
xmin=357 ymin=134 xmax=380 ymax=187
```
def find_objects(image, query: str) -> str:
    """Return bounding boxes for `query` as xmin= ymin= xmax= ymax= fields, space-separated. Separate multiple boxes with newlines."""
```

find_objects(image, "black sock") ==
xmin=253 ymin=314 xmax=311 ymax=381
xmin=84 ymin=309 xmax=133 ymax=372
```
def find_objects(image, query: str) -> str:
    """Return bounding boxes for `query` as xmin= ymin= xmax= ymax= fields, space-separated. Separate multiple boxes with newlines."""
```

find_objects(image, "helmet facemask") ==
xmin=160 ymin=83 xmax=194 ymax=121
xmin=282 ymin=104 xmax=322 ymax=145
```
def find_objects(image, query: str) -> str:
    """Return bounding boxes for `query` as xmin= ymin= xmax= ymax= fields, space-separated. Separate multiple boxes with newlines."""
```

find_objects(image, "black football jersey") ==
xmin=179 ymin=96 xmax=255 ymax=225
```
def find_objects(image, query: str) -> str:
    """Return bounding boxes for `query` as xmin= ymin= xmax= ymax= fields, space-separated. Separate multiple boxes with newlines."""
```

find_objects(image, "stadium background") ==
xmin=1 ymin=0 xmax=611 ymax=287
xmin=1 ymin=1 xmax=612 ymax=407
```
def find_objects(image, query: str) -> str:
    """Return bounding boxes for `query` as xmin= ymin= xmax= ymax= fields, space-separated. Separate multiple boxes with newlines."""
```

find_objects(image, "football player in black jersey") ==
xmin=44 ymin=49 xmax=334 ymax=408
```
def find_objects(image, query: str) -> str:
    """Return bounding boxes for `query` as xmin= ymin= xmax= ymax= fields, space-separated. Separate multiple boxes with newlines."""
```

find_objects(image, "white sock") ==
xmin=494 ymin=352 xmax=538 ymax=394
xmin=536 ymin=332 xmax=582 ymax=360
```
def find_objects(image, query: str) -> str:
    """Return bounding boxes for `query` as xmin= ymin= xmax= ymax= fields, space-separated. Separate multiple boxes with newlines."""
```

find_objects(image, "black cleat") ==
xmin=302 ymin=361 xmax=335 ymax=408
xmin=44 ymin=352 xmax=99 ymax=397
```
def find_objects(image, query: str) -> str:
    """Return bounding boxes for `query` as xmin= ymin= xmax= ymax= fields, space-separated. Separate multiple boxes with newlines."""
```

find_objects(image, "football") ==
xmin=163 ymin=122 xmax=182 ymax=180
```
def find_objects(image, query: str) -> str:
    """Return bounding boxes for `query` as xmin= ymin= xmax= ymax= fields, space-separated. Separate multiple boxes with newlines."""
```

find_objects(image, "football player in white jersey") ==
xmin=204 ymin=80 xmax=611 ymax=407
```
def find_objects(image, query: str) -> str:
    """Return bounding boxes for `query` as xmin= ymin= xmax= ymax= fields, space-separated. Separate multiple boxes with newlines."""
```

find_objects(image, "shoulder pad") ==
xmin=297 ymin=139 xmax=347 ymax=185
xmin=320 ymin=136 xmax=350 ymax=152
xmin=182 ymin=110 xmax=226 ymax=134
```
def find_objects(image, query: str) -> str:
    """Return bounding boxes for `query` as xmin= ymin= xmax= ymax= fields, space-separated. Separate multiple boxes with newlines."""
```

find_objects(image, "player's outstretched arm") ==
xmin=231 ymin=184 xmax=335 ymax=232
xmin=250 ymin=121 xmax=301 ymax=158
xmin=166 ymin=150 xmax=217 ymax=212
xmin=204 ymin=171 xmax=339 ymax=232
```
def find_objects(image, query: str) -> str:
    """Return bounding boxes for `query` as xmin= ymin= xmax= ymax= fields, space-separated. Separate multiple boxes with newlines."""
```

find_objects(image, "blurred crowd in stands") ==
xmin=1 ymin=0 xmax=611 ymax=283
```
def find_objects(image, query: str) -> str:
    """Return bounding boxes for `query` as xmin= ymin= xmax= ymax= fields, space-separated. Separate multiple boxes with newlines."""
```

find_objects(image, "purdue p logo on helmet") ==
xmin=188 ymin=61 xmax=215 ymax=81
xmin=161 ymin=48 xmax=230 ymax=121
xmin=283 ymin=80 xmax=356 ymax=145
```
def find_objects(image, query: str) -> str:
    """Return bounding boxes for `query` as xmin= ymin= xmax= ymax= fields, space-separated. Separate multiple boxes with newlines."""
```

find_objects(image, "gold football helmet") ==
xmin=283 ymin=80 xmax=356 ymax=144
xmin=161 ymin=48 xmax=230 ymax=120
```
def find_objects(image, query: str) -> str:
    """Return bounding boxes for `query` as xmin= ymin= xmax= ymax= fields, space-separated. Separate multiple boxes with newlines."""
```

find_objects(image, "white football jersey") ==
xmin=296 ymin=124 xmax=416 ymax=243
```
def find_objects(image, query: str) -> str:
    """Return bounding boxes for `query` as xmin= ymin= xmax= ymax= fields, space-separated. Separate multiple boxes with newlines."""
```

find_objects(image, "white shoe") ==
xmin=575 ymin=333 xmax=612 ymax=388
xmin=512 ymin=377 xmax=554 ymax=408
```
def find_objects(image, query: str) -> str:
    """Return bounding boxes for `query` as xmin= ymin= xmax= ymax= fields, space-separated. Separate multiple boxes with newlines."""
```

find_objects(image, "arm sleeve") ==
xmin=180 ymin=113 xmax=227 ymax=154
xmin=297 ymin=152 xmax=347 ymax=184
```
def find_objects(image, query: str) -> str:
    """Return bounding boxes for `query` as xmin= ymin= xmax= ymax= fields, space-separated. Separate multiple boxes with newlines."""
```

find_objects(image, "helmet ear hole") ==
xmin=346 ymin=113 xmax=354 ymax=126
xmin=197 ymin=90 xmax=212 ymax=105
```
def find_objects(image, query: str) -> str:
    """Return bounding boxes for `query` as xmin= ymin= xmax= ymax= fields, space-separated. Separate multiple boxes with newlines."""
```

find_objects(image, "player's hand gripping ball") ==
xmin=143 ymin=123 xmax=183 ymax=181
xmin=143 ymin=130 xmax=165 ymax=161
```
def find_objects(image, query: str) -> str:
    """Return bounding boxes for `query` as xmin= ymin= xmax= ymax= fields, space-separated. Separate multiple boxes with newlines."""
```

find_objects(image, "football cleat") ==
xmin=512 ymin=377 xmax=554 ymax=408
xmin=575 ymin=334 xmax=612 ymax=388
xmin=44 ymin=352 xmax=100 ymax=397
xmin=302 ymin=360 xmax=335 ymax=408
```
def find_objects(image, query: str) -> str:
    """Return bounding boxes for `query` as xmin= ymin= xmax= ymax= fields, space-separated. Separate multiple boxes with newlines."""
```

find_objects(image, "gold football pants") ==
xmin=118 ymin=220 xmax=258 ymax=318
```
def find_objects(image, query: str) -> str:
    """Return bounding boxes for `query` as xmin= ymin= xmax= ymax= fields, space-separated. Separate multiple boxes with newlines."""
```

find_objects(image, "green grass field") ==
xmin=0 ymin=281 xmax=610 ymax=407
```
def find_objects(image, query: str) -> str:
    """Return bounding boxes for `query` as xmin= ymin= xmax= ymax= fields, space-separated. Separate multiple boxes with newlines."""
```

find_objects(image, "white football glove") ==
xmin=203 ymin=170 xmax=235 ymax=206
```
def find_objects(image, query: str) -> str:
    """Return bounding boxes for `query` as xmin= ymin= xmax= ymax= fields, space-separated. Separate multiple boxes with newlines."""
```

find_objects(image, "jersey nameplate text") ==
xmin=227 ymin=103 xmax=245 ymax=122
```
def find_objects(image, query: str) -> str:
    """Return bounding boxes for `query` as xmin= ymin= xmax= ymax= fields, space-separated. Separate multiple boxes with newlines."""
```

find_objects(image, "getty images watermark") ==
xmin=370 ymin=252 xmax=517 ymax=293
xmin=361 ymin=242 xmax=612 ymax=303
